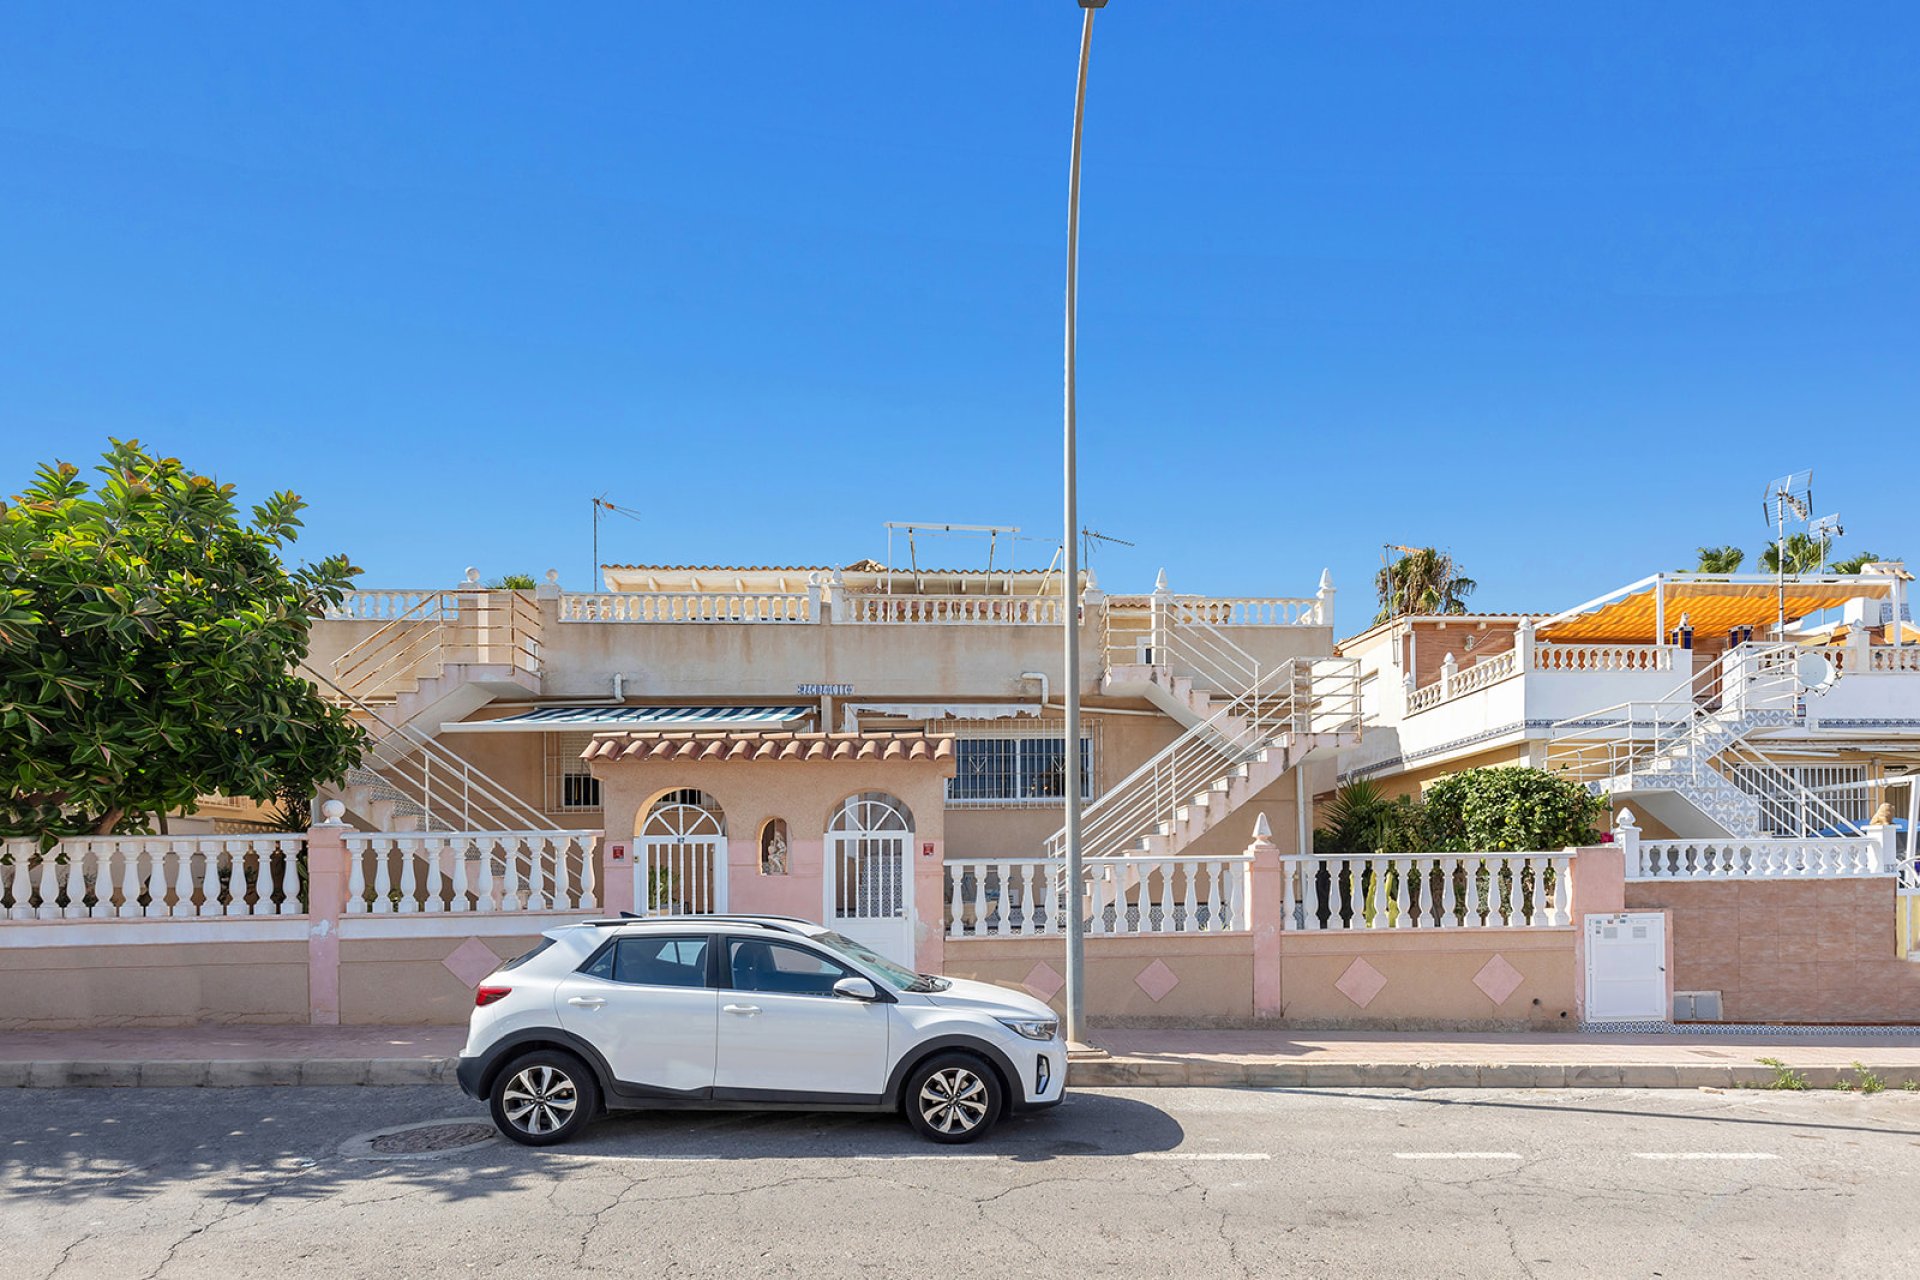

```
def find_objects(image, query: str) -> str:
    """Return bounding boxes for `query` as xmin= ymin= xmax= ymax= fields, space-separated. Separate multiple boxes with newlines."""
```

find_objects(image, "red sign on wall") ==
xmin=609 ymin=843 xmax=628 ymax=862
xmin=922 ymin=842 xmax=935 ymax=858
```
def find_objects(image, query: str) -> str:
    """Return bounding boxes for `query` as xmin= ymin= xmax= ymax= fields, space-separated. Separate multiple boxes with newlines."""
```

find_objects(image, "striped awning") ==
xmin=441 ymin=705 xmax=811 ymax=733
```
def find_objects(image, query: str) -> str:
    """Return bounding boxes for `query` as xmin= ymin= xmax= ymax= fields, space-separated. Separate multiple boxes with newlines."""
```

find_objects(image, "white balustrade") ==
xmin=943 ymin=855 xmax=1250 ymax=938
xmin=324 ymin=590 xmax=450 ymax=621
xmin=559 ymin=592 xmax=811 ymax=623
xmin=847 ymin=595 xmax=1063 ymax=625
xmin=1170 ymin=596 xmax=1322 ymax=627
xmin=1871 ymin=647 xmax=1920 ymax=673
xmin=1406 ymin=650 xmax=1520 ymax=715
xmin=1531 ymin=643 xmax=1675 ymax=673
xmin=1279 ymin=852 xmax=1572 ymax=930
xmin=0 ymin=835 xmax=306 ymax=919
xmin=1627 ymin=836 xmax=1889 ymax=879
xmin=343 ymin=831 xmax=600 ymax=913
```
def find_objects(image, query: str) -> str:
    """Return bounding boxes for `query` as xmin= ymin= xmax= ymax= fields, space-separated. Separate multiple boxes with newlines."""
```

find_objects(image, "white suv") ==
xmin=456 ymin=916 xmax=1065 ymax=1146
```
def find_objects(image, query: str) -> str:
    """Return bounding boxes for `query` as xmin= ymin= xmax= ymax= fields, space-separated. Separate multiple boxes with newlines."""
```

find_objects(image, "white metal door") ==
xmin=637 ymin=802 xmax=727 ymax=916
xmin=1585 ymin=912 xmax=1667 ymax=1021
xmin=825 ymin=795 xmax=914 ymax=965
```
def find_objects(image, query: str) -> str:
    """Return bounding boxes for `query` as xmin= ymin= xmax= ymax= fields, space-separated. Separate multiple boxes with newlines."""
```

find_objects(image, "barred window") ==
xmin=544 ymin=733 xmax=603 ymax=813
xmin=941 ymin=722 xmax=1095 ymax=808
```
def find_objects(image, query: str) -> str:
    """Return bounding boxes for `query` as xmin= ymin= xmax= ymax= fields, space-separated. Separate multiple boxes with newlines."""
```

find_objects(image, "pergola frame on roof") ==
xmin=1533 ymin=571 xmax=1907 ymax=646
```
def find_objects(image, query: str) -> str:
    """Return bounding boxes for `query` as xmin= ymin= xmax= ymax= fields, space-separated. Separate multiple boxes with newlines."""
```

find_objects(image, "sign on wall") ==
xmin=798 ymin=683 xmax=855 ymax=696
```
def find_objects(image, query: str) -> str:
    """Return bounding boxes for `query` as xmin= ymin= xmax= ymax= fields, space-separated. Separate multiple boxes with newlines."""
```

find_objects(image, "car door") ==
xmin=713 ymin=936 xmax=891 ymax=1100
xmin=553 ymin=933 xmax=718 ymax=1097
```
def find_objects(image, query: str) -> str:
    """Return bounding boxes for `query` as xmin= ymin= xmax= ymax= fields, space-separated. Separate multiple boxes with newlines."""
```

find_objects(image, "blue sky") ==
xmin=4 ymin=3 xmax=1917 ymax=625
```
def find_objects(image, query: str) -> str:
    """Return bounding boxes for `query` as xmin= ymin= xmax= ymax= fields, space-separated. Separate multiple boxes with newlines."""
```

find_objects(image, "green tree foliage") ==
xmin=1692 ymin=545 xmax=1745 ymax=573
xmin=1419 ymin=767 xmax=1606 ymax=853
xmin=1759 ymin=532 xmax=1830 ymax=575
xmin=1317 ymin=768 xmax=1605 ymax=855
xmin=1828 ymin=550 xmax=1884 ymax=575
xmin=486 ymin=573 xmax=538 ymax=590
xmin=0 ymin=440 xmax=368 ymax=837
xmin=1374 ymin=548 xmax=1476 ymax=624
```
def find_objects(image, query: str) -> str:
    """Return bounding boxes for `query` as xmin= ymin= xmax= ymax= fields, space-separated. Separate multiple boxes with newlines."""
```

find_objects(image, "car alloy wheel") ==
xmin=918 ymin=1066 xmax=991 ymax=1136
xmin=502 ymin=1064 xmax=579 ymax=1137
xmin=488 ymin=1049 xmax=601 ymax=1147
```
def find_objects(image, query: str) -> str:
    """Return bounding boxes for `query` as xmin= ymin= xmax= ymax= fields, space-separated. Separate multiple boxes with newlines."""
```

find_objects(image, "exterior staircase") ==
xmin=1049 ymin=602 xmax=1360 ymax=861
xmin=1550 ymin=643 xmax=1860 ymax=839
xmin=308 ymin=587 xmax=553 ymax=832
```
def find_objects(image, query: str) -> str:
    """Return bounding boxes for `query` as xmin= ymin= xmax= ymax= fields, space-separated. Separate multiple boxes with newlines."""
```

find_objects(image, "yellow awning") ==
xmin=1538 ymin=581 xmax=1890 ymax=645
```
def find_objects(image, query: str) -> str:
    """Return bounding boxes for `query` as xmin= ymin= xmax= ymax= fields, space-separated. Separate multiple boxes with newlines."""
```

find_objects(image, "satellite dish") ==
xmin=1794 ymin=652 xmax=1837 ymax=693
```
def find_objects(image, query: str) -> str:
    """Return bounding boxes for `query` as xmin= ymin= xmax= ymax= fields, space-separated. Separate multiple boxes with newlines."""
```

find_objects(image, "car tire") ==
xmin=903 ymin=1052 xmax=1004 ymax=1144
xmin=489 ymin=1049 xmax=601 ymax=1147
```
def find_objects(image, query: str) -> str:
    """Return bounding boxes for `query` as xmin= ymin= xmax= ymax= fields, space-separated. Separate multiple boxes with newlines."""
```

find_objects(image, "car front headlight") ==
xmin=997 ymin=1016 xmax=1059 ymax=1041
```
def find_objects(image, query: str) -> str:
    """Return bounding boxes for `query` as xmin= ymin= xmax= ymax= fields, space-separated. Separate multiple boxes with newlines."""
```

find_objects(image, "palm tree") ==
xmin=1829 ymin=550 xmax=1886 ymax=575
xmin=1692 ymin=546 xmax=1745 ymax=574
xmin=1375 ymin=548 xmax=1476 ymax=623
xmin=1759 ymin=533 xmax=1829 ymax=575
xmin=485 ymin=572 xmax=539 ymax=590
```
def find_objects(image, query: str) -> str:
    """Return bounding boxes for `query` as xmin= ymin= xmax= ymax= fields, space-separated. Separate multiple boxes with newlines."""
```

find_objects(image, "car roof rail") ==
xmin=576 ymin=914 xmax=819 ymax=934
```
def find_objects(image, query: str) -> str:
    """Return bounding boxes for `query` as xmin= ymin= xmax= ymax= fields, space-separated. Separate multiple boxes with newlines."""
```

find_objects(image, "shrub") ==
xmin=1420 ymin=767 xmax=1606 ymax=853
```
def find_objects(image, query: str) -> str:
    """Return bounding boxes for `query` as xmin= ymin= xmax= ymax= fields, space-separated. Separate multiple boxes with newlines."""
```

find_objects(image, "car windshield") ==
xmin=807 ymin=930 xmax=948 ymax=992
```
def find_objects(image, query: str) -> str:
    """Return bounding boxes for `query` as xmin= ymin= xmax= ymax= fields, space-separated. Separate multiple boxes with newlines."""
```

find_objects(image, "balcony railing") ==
xmin=843 ymin=594 xmax=1063 ymax=625
xmin=559 ymin=591 xmax=811 ymax=623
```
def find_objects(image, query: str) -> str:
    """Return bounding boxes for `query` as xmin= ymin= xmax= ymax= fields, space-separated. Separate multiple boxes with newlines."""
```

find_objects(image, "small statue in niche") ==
xmin=760 ymin=819 xmax=789 ymax=876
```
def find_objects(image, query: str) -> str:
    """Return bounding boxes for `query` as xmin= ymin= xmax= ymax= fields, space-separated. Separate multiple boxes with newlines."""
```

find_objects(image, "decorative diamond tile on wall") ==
xmin=442 ymin=937 xmax=501 ymax=988
xmin=1134 ymin=960 xmax=1180 ymax=1003
xmin=1334 ymin=958 xmax=1387 ymax=1009
xmin=1023 ymin=961 xmax=1065 ymax=1002
xmin=1473 ymin=954 xmax=1525 ymax=1006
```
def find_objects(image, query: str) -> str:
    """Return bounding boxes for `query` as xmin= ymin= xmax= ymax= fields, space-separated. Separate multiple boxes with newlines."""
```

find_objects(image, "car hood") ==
xmin=922 ymin=976 xmax=1058 ymax=1021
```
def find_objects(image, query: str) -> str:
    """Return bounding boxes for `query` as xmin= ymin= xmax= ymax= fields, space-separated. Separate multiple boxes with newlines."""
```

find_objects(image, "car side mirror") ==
xmin=832 ymin=976 xmax=879 ymax=1002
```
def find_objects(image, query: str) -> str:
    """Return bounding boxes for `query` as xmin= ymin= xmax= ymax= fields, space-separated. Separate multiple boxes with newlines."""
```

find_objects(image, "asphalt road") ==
xmin=3 ymin=1085 xmax=1917 ymax=1278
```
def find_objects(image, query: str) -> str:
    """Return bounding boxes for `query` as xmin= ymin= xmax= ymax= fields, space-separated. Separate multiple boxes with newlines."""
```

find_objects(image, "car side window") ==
xmin=580 ymin=936 xmax=711 ymax=989
xmin=728 ymin=939 xmax=852 ymax=998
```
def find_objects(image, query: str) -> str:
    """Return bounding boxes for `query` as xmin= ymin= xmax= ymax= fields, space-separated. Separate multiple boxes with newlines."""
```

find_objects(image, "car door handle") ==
xmin=567 ymin=996 xmax=607 ymax=1008
xmin=723 ymin=1003 xmax=761 ymax=1016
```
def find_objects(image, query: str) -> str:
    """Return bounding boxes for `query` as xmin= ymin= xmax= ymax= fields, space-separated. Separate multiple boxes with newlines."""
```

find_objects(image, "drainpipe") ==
xmin=1021 ymin=672 xmax=1050 ymax=708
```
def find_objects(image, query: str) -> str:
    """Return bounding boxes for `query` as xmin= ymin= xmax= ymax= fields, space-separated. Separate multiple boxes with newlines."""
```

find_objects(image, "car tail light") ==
xmin=475 ymin=986 xmax=512 ymax=1007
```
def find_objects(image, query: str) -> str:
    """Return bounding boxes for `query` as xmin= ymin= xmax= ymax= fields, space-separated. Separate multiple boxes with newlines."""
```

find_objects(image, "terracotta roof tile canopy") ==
xmin=583 ymin=730 xmax=957 ymax=766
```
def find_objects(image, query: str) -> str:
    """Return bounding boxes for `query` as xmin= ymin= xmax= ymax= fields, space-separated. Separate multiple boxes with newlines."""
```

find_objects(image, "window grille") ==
xmin=934 ymin=719 xmax=1098 ymax=809
xmin=544 ymin=733 xmax=603 ymax=814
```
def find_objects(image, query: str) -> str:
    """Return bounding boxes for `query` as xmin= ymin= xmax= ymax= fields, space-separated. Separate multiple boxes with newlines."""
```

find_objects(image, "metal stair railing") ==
xmin=305 ymin=664 xmax=556 ymax=832
xmin=1043 ymin=657 xmax=1360 ymax=861
xmin=330 ymin=589 xmax=542 ymax=705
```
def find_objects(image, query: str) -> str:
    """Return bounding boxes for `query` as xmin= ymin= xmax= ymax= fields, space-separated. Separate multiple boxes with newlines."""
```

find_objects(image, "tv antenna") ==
xmin=1809 ymin=513 xmax=1845 ymax=571
xmin=591 ymin=494 xmax=645 ymax=589
xmin=1080 ymin=527 xmax=1134 ymax=575
xmin=1762 ymin=471 xmax=1813 ymax=634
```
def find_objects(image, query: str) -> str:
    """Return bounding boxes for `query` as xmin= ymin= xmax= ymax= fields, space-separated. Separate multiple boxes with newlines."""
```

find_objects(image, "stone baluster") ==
xmin=276 ymin=837 xmax=302 ymax=914
xmin=345 ymin=838 xmax=368 ymax=912
xmin=499 ymin=838 xmax=522 ymax=911
xmin=37 ymin=843 xmax=65 ymax=920
xmin=371 ymin=837 xmax=395 ymax=913
xmin=168 ymin=841 xmax=193 ymax=917
xmin=62 ymin=844 xmax=87 ymax=919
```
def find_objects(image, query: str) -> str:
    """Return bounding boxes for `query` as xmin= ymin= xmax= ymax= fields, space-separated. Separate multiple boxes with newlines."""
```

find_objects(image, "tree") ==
xmin=1760 ymin=532 xmax=1832 ymax=575
xmin=486 ymin=572 xmax=538 ymax=590
xmin=0 ymin=440 xmax=368 ymax=837
xmin=1829 ymin=550 xmax=1885 ymax=575
xmin=1692 ymin=545 xmax=1745 ymax=573
xmin=1374 ymin=547 xmax=1477 ymax=624
xmin=1419 ymin=767 xmax=1606 ymax=853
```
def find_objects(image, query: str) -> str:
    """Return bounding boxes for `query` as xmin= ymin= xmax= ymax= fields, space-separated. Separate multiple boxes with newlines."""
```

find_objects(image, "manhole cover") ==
xmin=340 ymin=1119 xmax=501 ymax=1160
xmin=371 ymin=1123 xmax=497 ymax=1154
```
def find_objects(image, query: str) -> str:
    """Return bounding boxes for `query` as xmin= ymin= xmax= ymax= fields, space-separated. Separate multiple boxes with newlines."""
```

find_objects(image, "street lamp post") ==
xmin=1062 ymin=0 xmax=1103 ymax=1047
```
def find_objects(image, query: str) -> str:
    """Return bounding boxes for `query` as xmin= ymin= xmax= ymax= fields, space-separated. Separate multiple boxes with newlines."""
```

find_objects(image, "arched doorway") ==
xmin=825 ymin=792 xmax=914 ymax=963
xmin=637 ymin=790 xmax=727 ymax=915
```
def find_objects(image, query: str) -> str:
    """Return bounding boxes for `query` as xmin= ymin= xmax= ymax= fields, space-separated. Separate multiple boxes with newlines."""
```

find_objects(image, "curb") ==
xmin=1069 ymin=1057 xmax=1920 ymax=1091
xmin=3 ymin=1056 xmax=1916 ymax=1091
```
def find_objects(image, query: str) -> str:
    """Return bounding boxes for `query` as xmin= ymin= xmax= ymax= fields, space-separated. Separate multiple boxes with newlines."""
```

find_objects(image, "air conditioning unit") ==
xmin=1673 ymin=990 xmax=1723 ymax=1022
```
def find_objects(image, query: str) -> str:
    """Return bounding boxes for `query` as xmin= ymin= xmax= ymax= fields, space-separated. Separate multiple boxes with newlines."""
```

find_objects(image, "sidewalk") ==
xmin=4 ymin=1024 xmax=1920 ymax=1090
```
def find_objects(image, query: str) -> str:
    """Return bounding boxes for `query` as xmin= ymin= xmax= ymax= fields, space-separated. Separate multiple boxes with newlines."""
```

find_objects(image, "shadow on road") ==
xmin=0 ymin=1087 xmax=1185 ymax=1206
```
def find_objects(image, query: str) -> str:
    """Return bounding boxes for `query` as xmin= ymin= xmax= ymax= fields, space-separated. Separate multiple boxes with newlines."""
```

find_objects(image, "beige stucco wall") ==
xmin=338 ymin=934 xmax=548 ymax=1026
xmin=0 ymin=941 xmax=310 ymax=1030
xmin=1627 ymin=877 xmax=1920 ymax=1023
xmin=1277 ymin=929 xmax=1577 ymax=1028
xmin=941 ymin=935 xmax=1255 ymax=1022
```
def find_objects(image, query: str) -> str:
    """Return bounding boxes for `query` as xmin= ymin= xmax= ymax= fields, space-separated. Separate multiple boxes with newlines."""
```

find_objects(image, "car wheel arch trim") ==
xmin=473 ymin=1027 xmax=617 ymax=1102
xmin=883 ymin=1035 xmax=1020 ymax=1111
